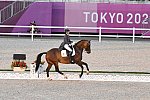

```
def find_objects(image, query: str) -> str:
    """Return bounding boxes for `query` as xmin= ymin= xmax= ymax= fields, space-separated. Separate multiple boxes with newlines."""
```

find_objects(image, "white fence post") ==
xmin=99 ymin=27 xmax=102 ymax=42
xmin=30 ymin=63 xmax=36 ymax=78
xmin=65 ymin=26 xmax=68 ymax=30
xmin=31 ymin=25 xmax=34 ymax=41
xmin=132 ymin=27 xmax=135 ymax=43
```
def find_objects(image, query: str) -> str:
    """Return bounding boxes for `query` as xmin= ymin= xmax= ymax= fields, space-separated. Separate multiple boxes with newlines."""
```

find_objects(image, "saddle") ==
xmin=59 ymin=42 xmax=75 ymax=57
xmin=61 ymin=48 xmax=75 ymax=57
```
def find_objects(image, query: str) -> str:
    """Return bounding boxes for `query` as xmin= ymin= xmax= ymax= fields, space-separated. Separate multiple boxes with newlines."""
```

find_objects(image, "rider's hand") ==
xmin=71 ymin=41 xmax=75 ymax=45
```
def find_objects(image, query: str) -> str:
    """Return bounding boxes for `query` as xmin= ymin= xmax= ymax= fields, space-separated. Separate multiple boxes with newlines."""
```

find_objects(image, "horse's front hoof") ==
xmin=79 ymin=75 xmax=82 ymax=78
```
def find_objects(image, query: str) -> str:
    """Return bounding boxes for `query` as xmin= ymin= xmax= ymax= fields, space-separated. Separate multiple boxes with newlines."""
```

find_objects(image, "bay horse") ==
xmin=35 ymin=40 xmax=91 ymax=78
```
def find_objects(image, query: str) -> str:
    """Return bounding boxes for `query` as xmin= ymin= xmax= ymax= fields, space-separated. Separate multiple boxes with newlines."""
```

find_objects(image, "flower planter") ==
xmin=13 ymin=67 xmax=26 ymax=72
xmin=11 ymin=60 xmax=27 ymax=71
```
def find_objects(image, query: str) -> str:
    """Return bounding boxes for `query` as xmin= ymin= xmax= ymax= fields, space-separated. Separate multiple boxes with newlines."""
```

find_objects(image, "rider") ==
xmin=63 ymin=28 xmax=74 ymax=63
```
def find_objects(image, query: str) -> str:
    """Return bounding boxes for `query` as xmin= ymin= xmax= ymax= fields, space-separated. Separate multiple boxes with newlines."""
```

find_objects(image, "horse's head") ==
xmin=75 ymin=40 xmax=91 ymax=54
xmin=84 ymin=40 xmax=91 ymax=54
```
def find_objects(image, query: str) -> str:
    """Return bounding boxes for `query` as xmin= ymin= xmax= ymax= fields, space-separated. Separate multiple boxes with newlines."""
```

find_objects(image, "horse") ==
xmin=35 ymin=39 xmax=91 ymax=79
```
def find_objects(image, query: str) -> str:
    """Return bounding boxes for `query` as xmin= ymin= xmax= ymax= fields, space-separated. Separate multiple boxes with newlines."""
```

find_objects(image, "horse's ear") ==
xmin=88 ymin=40 xmax=91 ymax=43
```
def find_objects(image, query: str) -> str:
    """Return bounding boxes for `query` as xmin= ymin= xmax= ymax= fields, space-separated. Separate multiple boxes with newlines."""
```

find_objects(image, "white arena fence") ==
xmin=0 ymin=25 xmax=150 ymax=43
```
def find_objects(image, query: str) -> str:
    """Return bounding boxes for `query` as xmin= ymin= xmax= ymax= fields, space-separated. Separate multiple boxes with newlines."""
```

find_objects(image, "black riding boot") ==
xmin=69 ymin=52 xmax=74 ymax=64
xmin=70 ymin=56 xmax=75 ymax=64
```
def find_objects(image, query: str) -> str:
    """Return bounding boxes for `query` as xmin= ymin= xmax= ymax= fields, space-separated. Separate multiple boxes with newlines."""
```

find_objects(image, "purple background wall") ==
xmin=12 ymin=2 xmax=52 ymax=33
xmin=0 ymin=2 xmax=149 ymax=35
xmin=97 ymin=3 xmax=150 ymax=34
xmin=65 ymin=3 xmax=97 ymax=32
xmin=51 ymin=2 xmax=65 ymax=32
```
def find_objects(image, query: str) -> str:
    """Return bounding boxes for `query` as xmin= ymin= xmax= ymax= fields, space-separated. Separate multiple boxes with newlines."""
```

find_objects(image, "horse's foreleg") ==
xmin=46 ymin=63 xmax=52 ymax=78
xmin=81 ymin=61 xmax=89 ymax=75
xmin=77 ymin=63 xmax=84 ymax=78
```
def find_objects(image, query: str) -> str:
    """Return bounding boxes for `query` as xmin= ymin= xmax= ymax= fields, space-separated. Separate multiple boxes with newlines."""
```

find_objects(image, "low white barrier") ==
xmin=0 ymin=72 xmax=150 ymax=82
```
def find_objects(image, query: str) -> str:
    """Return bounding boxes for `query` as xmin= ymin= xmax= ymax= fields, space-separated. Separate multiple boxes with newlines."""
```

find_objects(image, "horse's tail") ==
xmin=35 ymin=52 xmax=47 ymax=72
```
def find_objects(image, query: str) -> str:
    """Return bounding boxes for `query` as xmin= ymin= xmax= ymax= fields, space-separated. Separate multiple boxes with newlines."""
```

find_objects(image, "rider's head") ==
xmin=65 ymin=28 xmax=70 ymax=34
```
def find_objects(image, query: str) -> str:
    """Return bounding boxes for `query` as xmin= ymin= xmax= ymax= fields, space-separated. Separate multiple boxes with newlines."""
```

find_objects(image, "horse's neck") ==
xmin=74 ymin=43 xmax=83 ymax=53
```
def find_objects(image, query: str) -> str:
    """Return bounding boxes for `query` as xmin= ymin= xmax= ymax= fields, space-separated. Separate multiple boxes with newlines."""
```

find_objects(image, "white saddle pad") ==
xmin=61 ymin=48 xmax=75 ymax=57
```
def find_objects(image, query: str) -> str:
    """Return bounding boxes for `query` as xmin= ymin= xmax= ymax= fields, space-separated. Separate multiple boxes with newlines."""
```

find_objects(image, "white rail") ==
xmin=0 ymin=25 xmax=150 ymax=43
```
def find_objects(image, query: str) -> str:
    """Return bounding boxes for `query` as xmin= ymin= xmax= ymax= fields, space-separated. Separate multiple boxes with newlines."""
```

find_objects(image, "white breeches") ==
xmin=64 ymin=44 xmax=72 ymax=52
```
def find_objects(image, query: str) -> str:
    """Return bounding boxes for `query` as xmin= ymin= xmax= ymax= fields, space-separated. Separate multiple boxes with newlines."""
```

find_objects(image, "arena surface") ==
xmin=1 ymin=36 xmax=150 ymax=72
xmin=1 ymin=36 xmax=150 ymax=99
xmin=0 ymin=79 xmax=150 ymax=100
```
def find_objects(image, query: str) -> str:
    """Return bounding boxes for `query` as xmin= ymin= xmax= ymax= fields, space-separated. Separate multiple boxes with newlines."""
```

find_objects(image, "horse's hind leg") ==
xmin=54 ymin=63 xmax=67 ymax=79
xmin=46 ymin=63 xmax=52 ymax=78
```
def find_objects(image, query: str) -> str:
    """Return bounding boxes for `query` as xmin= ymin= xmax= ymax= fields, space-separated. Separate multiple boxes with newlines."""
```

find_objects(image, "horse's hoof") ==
xmin=64 ymin=75 xmax=68 ymax=79
xmin=47 ymin=77 xmax=53 ymax=81
xmin=48 ymin=78 xmax=53 ymax=81
xmin=64 ymin=76 xmax=68 ymax=79
xmin=86 ymin=71 xmax=89 ymax=75
xmin=79 ymin=75 xmax=82 ymax=78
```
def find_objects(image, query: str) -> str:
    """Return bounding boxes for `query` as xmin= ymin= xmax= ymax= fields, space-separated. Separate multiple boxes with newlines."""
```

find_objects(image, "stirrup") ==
xmin=70 ymin=58 xmax=75 ymax=64
xmin=70 ymin=60 xmax=75 ymax=64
